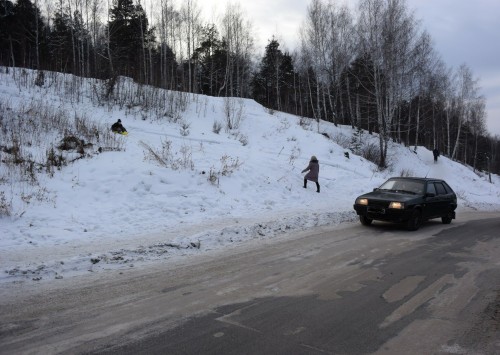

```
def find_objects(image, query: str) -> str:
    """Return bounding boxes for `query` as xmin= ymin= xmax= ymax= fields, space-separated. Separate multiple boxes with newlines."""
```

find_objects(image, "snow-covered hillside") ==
xmin=1 ymin=68 xmax=499 ymax=284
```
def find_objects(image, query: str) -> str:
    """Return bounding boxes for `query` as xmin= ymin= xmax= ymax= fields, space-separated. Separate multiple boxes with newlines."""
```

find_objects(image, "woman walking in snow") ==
xmin=302 ymin=155 xmax=320 ymax=193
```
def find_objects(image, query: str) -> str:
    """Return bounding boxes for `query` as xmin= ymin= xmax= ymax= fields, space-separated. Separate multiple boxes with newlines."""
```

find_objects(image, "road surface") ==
xmin=1 ymin=212 xmax=499 ymax=354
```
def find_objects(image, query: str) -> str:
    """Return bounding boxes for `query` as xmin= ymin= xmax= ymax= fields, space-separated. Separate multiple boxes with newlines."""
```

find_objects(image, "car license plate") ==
xmin=368 ymin=207 xmax=385 ymax=214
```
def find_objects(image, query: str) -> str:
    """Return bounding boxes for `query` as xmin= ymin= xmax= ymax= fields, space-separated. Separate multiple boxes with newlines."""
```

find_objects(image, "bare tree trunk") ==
xmin=106 ymin=0 xmax=114 ymax=75
xmin=446 ymin=107 xmax=451 ymax=156
xmin=327 ymin=86 xmax=336 ymax=125
xmin=452 ymin=64 xmax=477 ymax=161
xmin=9 ymin=35 xmax=16 ymax=68
xmin=139 ymin=8 xmax=147 ymax=84
xmin=307 ymin=73 xmax=315 ymax=121
xmin=181 ymin=0 xmax=200 ymax=94
xmin=406 ymin=101 xmax=411 ymax=146
xmin=316 ymin=81 xmax=321 ymax=130
xmin=451 ymin=117 xmax=463 ymax=160
xmin=276 ymin=58 xmax=280 ymax=110
xmin=346 ymin=79 xmax=356 ymax=128
xmin=432 ymin=101 xmax=436 ymax=149
xmin=220 ymin=3 xmax=253 ymax=98
xmin=356 ymin=91 xmax=361 ymax=128
xmin=414 ymin=99 xmax=420 ymax=150
xmin=322 ymin=88 xmax=328 ymax=123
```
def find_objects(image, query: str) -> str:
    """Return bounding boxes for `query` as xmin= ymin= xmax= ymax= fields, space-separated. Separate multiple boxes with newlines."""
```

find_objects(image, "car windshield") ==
xmin=378 ymin=179 xmax=425 ymax=195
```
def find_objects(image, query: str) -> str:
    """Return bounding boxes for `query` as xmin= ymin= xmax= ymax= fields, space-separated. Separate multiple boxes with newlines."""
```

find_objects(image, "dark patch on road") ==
xmin=454 ymin=269 xmax=500 ymax=354
xmin=90 ymin=218 xmax=500 ymax=354
xmin=0 ymin=319 xmax=38 ymax=339
xmin=161 ymin=284 xmax=189 ymax=294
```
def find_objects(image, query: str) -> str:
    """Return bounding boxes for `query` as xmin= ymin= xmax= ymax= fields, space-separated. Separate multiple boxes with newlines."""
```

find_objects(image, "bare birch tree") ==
xmin=220 ymin=2 xmax=253 ymax=97
xmin=357 ymin=0 xmax=421 ymax=167
xmin=180 ymin=0 xmax=201 ymax=93
xmin=411 ymin=30 xmax=436 ymax=150
xmin=451 ymin=63 xmax=477 ymax=160
xmin=469 ymin=96 xmax=486 ymax=171
xmin=157 ymin=0 xmax=181 ymax=89
xmin=300 ymin=0 xmax=329 ymax=130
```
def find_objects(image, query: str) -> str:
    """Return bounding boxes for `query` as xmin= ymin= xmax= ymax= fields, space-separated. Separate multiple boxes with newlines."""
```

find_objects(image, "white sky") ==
xmin=197 ymin=0 xmax=500 ymax=137
xmin=1 ymin=67 xmax=499 ymax=285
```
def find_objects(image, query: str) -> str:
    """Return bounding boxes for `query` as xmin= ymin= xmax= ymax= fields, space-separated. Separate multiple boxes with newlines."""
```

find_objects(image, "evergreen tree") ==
xmin=50 ymin=10 xmax=73 ymax=73
xmin=108 ymin=0 xmax=155 ymax=81
xmin=278 ymin=52 xmax=296 ymax=112
xmin=49 ymin=6 xmax=91 ymax=76
xmin=0 ymin=0 xmax=15 ymax=67
xmin=252 ymin=39 xmax=296 ymax=111
xmin=342 ymin=54 xmax=377 ymax=133
xmin=150 ymin=42 xmax=178 ymax=89
xmin=3 ymin=0 xmax=48 ymax=69
xmin=193 ymin=24 xmax=224 ymax=96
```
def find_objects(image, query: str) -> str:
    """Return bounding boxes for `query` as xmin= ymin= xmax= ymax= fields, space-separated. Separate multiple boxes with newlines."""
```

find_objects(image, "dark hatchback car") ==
xmin=353 ymin=177 xmax=457 ymax=231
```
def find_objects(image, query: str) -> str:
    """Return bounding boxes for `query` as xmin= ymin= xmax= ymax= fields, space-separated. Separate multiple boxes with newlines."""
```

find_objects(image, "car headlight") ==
xmin=356 ymin=198 xmax=368 ymax=205
xmin=389 ymin=202 xmax=404 ymax=209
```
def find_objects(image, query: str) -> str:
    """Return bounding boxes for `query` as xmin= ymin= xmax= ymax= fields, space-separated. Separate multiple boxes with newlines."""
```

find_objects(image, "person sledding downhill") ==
xmin=302 ymin=155 xmax=320 ymax=193
xmin=111 ymin=119 xmax=128 ymax=135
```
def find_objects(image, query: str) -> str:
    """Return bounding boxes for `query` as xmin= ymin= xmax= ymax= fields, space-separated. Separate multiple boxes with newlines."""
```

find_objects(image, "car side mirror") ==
xmin=373 ymin=188 xmax=379 ymax=192
xmin=426 ymin=192 xmax=436 ymax=197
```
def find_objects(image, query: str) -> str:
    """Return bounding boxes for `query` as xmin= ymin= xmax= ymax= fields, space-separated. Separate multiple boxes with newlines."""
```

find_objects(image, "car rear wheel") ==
xmin=360 ymin=215 xmax=373 ymax=226
xmin=406 ymin=210 xmax=422 ymax=231
xmin=442 ymin=212 xmax=453 ymax=224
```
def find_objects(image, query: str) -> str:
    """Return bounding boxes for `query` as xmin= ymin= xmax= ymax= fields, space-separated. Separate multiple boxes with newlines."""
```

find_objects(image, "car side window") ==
xmin=427 ymin=183 xmax=436 ymax=195
xmin=435 ymin=182 xmax=447 ymax=195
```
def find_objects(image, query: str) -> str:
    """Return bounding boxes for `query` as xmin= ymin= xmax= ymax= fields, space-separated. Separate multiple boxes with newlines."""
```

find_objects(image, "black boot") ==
xmin=303 ymin=179 xmax=307 ymax=188
xmin=316 ymin=183 xmax=320 ymax=193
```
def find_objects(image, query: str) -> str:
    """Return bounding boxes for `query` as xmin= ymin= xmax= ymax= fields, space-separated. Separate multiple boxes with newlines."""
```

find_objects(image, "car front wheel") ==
xmin=360 ymin=215 xmax=373 ymax=226
xmin=406 ymin=210 xmax=422 ymax=231
xmin=441 ymin=212 xmax=453 ymax=224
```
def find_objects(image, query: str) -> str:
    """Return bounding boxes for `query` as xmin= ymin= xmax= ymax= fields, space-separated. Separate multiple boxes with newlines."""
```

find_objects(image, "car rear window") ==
xmin=443 ymin=182 xmax=454 ymax=194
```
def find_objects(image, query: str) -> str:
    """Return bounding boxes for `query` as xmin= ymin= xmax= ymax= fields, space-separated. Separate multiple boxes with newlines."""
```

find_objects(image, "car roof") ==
xmin=387 ymin=177 xmax=446 ymax=183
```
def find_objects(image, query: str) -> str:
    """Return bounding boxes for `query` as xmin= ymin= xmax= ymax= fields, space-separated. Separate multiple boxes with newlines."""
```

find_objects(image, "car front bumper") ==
xmin=353 ymin=204 xmax=414 ymax=223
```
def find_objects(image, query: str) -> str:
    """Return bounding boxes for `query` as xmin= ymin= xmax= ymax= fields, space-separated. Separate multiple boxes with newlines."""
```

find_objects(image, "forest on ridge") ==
xmin=1 ymin=0 xmax=499 ymax=173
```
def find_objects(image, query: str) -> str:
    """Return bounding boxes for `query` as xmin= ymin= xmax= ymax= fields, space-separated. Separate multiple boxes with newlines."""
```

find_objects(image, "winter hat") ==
xmin=311 ymin=155 xmax=317 ymax=161
xmin=118 ymin=119 xmax=121 ymax=123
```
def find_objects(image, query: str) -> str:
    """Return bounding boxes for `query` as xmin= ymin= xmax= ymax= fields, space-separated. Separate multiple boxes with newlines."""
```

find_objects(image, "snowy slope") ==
xmin=1 ymin=68 xmax=499 ymax=284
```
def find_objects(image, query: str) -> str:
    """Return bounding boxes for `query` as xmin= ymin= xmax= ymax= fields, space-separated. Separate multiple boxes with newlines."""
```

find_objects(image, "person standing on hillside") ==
xmin=433 ymin=148 xmax=440 ymax=163
xmin=302 ymin=156 xmax=320 ymax=193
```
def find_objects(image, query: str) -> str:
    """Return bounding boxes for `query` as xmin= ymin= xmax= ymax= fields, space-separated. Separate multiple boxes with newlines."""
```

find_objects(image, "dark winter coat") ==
xmin=302 ymin=159 xmax=319 ymax=182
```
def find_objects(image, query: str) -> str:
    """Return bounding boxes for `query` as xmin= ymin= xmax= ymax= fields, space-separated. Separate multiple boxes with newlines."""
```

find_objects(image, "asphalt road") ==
xmin=1 ymin=212 xmax=499 ymax=354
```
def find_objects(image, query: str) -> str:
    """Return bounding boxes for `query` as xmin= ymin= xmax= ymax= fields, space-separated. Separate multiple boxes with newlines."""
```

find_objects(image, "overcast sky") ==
xmin=199 ymin=0 xmax=500 ymax=137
